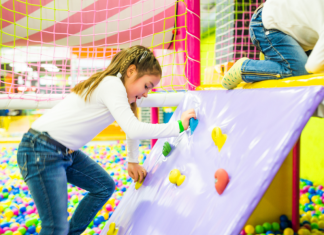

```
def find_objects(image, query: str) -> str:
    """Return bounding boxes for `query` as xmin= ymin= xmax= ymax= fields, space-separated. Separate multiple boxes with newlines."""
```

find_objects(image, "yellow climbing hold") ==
xmin=211 ymin=127 xmax=227 ymax=151
xmin=135 ymin=180 xmax=144 ymax=190
xmin=169 ymin=169 xmax=186 ymax=186
xmin=107 ymin=222 xmax=119 ymax=235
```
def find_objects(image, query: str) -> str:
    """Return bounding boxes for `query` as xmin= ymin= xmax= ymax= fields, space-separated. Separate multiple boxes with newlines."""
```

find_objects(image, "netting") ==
xmin=0 ymin=0 xmax=200 ymax=104
xmin=214 ymin=0 xmax=265 ymax=66
xmin=200 ymin=0 xmax=216 ymax=84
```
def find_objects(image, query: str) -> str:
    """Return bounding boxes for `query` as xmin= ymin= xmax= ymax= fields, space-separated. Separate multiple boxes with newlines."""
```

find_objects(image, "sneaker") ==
xmin=221 ymin=57 xmax=249 ymax=89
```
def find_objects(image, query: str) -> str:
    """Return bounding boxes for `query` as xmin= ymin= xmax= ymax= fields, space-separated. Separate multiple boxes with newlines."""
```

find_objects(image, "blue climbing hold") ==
xmin=189 ymin=118 xmax=199 ymax=134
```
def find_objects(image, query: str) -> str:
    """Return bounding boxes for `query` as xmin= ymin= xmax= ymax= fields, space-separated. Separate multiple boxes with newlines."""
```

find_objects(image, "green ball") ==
xmin=263 ymin=222 xmax=272 ymax=231
xmin=311 ymin=223 xmax=319 ymax=229
xmin=25 ymin=218 xmax=38 ymax=227
xmin=88 ymin=229 xmax=95 ymax=235
xmin=88 ymin=221 xmax=94 ymax=228
xmin=71 ymin=195 xmax=79 ymax=204
xmin=99 ymin=224 xmax=105 ymax=229
xmin=255 ymin=225 xmax=264 ymax=233
xmin=17 ymin=227 xmax=27 ymax=235
xmin=3 ymin=192 xmax=9 ymax=199
xmin=272 ymin=222 xmax=280 ymax=231
xmin=4 ymin=231 xmax=13 ymax=235
xmin=308 ymin=205 xmax=315 ymax=210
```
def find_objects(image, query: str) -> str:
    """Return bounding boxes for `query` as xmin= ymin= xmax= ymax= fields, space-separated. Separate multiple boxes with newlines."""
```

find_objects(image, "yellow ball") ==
xmin=311 ymin=217 xmax=319 ymax=223
xmin=301 ymin=198 xmax=310 ymax=205
xmin=102 ymin=212 xmax=109 ymax=220
xmin=4 ymin=210 xmax=13 ymax=218
xmin=13 ymin=231 xmax=22 ymax=235
xmin=284 ymin=228 xmax=294 ymax=235
xmin=244 ymin=225 xmax=255 ymax=234
xmin=36 ymin=226 xmax=42 ymax=233
xmin=318 ymin=221 xmax=324 ymax=228
xmin=298 ymin=228 xmax=311 ymax=235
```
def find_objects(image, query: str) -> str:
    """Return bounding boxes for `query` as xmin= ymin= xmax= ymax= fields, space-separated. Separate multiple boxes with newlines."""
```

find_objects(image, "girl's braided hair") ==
xmin=72 ymin=45 xmax=162 ymax=117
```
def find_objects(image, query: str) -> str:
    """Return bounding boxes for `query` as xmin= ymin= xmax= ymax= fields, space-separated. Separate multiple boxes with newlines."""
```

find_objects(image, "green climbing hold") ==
xmin=162 ymin=142 xmax=172 ymax=157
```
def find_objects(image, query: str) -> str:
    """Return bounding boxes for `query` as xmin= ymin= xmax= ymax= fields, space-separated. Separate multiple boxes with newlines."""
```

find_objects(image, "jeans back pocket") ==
xmin=17 ymin=153 xmax=28 ymax=180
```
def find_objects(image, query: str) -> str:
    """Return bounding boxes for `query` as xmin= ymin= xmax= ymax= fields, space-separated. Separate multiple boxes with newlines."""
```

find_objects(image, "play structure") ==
xmin=100 ymin=86 xmax=324 ymax=235
xmin=2 ymin=0 xmax=324 ymax=234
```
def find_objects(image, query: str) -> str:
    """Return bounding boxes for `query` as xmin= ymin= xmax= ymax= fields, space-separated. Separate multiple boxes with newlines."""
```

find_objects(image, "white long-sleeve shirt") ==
xmin=32 ymin=76 xmax=180 ymax=163
xmin=262 ymin=0 xmax=324 ymax=73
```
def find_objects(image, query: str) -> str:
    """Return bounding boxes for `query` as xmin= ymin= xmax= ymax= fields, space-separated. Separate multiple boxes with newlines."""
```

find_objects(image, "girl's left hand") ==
xmin=127 ymin=162 xmax=147 ymax=183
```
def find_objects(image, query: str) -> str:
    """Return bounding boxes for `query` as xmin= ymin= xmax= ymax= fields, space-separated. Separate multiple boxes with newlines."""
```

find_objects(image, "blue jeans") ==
xmin=17 ymin=131 xmax=115 ymax=235
xmin=241 ymin=8 xmax=310 ymax=83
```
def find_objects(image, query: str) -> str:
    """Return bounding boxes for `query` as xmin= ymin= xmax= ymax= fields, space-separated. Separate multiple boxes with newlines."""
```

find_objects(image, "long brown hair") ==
xmin=71 ymin=45 xmax=162 ymax=116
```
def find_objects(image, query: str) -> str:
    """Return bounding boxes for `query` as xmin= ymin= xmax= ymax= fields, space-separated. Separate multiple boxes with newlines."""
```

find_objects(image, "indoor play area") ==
xmin=1 ymin=0 xmax=324 ymax=235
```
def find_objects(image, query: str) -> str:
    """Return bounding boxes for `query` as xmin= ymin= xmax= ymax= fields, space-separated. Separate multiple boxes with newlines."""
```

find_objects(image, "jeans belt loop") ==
xmin=30 ymin=133 xmax=41 ymax=146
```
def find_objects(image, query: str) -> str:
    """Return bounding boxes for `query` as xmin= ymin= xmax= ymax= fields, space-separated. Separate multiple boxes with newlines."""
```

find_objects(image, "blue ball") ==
xmin=309 ymin=188 xmax=316 ymax=194
xmin=2 ymin=188 xmax=8 ymax=193
xmin=0 ymin=222 xmax=10 ymax=228
xmin=20 ymin=206 xmax=26 ymax=213
xmin=97 ymin=215 xmax=105 ymax=223
xmin=317 ymin=190 xmax=324 ymax=196
xmin=266 ymin=231 xmax=273 ymax=235
xmin=121 ymin=187 xmax=126 ymax=192
xmin=93 ymin=218 xmax=101 ymax=226
xmin=28 ymin=225 xmax=36 ymax=233
xmin=302 ymin=221 xmax=310 ymax=226
xmin=280 ymin=221 xmax=288 ymax=230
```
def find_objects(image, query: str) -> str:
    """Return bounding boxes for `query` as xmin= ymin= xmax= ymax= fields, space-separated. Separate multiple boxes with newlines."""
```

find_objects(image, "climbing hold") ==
xmin=135 ymin=180 xmax=144 ymax=190
xmin=211 ymin=127 xmax=227 ymax=151
xmin=189 ymin=118 xmax=199 ymax=134
xmin=214 ymin=168 xmax=229 ymax=195
xmin=162 ymin=141 xmax=172 ymax=157
xmin=169 ymin=169 xmax=186 ymax=186
xmin=107 ymin=222 xmax=119 ymax=235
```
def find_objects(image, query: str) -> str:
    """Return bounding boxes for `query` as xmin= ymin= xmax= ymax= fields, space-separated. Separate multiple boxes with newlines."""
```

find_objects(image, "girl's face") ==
xmin=124 ymin=65 xmax=161 ymax=104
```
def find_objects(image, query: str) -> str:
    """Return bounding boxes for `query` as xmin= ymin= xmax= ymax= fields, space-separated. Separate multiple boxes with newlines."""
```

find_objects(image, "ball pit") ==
xmin=3 ymin=143 xmax=324 ymax=235
xmin=0 ymin=143 xmax=150 ymax=235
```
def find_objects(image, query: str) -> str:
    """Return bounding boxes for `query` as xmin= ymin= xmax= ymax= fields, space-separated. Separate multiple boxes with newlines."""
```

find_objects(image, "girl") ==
xmin=221 ymin=0 xmax=324 ymax=89
xmin=16 ymin=45 xmax=196 ymax=235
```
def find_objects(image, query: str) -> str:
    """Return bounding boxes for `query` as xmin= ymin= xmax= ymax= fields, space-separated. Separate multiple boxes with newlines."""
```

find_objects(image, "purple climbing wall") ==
xmin=101 ymin=87 xmax=324 ymax=235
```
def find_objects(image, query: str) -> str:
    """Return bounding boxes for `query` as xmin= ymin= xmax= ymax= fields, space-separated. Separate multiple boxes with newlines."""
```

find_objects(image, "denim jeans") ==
xmin=17 ymin=131 xmax=115 ymax=235
xmin=241 ymin=8 xmax=310 ymax=83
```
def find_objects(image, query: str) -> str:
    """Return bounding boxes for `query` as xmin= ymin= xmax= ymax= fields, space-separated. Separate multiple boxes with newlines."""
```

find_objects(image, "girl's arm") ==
xmin=98 ymin=77 xmax=180 ymax=140
xmin=126 ymin=137 xmax=139 ymax=163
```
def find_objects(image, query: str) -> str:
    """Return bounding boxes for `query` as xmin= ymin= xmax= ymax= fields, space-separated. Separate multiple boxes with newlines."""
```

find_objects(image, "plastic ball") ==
xmin=245 ymin=225 xmax=254 ymax=234
xmin=283 ymin=228 xmax=294 ymax=235
xmin=263 ymin=222 xmax=272 ymax=231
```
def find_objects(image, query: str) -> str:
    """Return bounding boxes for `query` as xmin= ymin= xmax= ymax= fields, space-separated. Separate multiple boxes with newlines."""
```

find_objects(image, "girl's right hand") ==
xmin=180 ymin=109 xmax=196 ymax=130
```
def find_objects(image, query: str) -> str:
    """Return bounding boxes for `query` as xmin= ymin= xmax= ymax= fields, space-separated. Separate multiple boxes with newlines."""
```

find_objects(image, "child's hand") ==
xmin=127 ymin=162 xmax=147 ymax=183
xmin=180 ymin=109 xmax=196 ymax=130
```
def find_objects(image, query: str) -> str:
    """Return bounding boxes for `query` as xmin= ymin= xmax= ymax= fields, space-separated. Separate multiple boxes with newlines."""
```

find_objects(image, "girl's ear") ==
xmin=126 ymin=64 xmax=137 ymax=78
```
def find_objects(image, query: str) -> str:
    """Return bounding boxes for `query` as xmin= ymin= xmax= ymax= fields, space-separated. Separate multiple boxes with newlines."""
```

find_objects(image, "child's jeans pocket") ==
xmin=17 ymin=153 xmax=28 ymax=181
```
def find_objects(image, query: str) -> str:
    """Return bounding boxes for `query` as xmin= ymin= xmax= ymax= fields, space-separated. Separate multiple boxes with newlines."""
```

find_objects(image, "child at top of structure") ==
xmin=16 ymin=45 xmax=196 ymax=235
xmin=221 ymin=0 xmax=324 ymax=89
